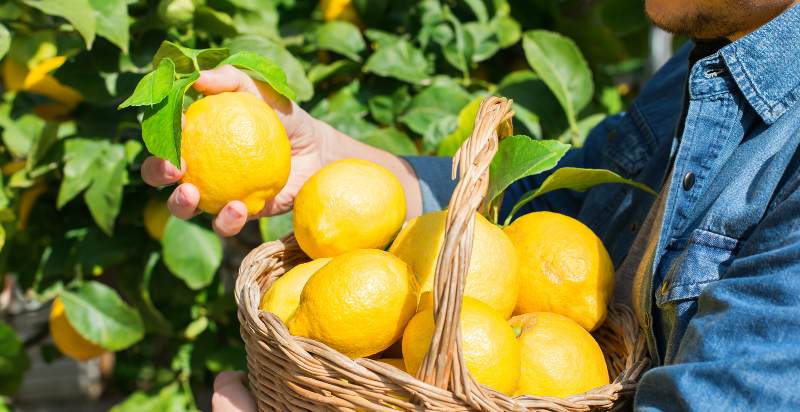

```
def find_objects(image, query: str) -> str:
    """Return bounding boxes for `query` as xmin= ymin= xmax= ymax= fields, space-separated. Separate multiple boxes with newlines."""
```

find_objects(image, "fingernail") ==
xmin=176 ymin=188 xmax=188 ymax=207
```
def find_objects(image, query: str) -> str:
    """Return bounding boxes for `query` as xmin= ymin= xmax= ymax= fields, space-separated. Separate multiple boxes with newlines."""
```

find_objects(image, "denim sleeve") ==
xmin=402 ymin=156 xmax=458 ymax=213
xmin=635 ymin=191 xmax=800 ymax=410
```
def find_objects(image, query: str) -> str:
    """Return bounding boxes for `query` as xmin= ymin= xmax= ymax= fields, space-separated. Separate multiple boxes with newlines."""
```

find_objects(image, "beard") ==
xmin=644 ymin=0 xmax=744 ymax=39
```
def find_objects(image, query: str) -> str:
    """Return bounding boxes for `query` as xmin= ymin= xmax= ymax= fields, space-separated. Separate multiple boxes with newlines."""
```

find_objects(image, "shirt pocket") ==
xmin=655 ymin=228 xmax=740 ymax=306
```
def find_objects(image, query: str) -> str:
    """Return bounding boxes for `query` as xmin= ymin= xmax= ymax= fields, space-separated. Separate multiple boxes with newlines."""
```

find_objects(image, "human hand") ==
xmin=211 ymin=371 xmax=256 ymax=412
xmin=141 ymin=65 xmax=330 ymax=236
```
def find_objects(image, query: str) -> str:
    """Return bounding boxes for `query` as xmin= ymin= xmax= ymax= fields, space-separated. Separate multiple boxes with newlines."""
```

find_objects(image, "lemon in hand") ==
xmin=390 ymin=211 xmax=519 ymax=318
xmin=181 ymin=92 xmax=291 ymax=215
xmin=287 ymin=249 xmax=418 ymax=358
xmin=511 ymin=312 xmax=609 ymax=397
xmin=259 ymin=258 xmax=331 ymax=322
xmin=293 ymin=159 xmax=406 ymax=258
xmin=49 ymin=297 xmax=105 ymax=361
xmin=402 ymin=296 xmax=520 ymax=395
xmin=504 ymin=212 xmax=614 ymax=331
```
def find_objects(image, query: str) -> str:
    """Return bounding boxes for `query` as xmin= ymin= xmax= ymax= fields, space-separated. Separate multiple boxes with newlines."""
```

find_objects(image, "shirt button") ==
xmin=682 ymin=172 xmax=696 ymax=190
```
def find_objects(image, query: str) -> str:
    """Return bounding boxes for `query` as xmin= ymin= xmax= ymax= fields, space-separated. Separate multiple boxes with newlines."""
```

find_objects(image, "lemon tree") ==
xmin=0 ymin=0 xmax=657 ymax=409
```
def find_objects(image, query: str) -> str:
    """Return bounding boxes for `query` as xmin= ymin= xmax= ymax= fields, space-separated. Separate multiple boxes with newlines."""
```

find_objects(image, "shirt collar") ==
xmin=716 ymin=4 xmax=800 ymax=124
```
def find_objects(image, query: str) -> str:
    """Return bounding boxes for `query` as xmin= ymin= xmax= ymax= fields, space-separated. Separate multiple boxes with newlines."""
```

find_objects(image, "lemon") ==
xmin=504 ymin=212 xmax=614 ymax=331
xmin=181 ymin=92 xmax=291 ymax=215
xmin=320 ymin=0 xmax=360 ymax=24
xmin=390 ymin=211 xmax=519 ymax=318
xmin=377 ymin=358 xmax=406 ymax=372
xmin=402 ymin=297 xmax=520 ymax=395
xmin=259 ymin=258 xmax=331 ymax=322
xmin=143 ymin=197 xmax=171 ymax=241
xmin=293 ymin=159 xmax=406 ymax=259
xmin=2 ymin=56 xmax=82 ymax=119
xmin=287 ymin=249 xmax=418 ymax=358
xmin=49 ymin=297 xmax=105 ymax=361
xmin=510 ymin=312 xmax=609 ymax=397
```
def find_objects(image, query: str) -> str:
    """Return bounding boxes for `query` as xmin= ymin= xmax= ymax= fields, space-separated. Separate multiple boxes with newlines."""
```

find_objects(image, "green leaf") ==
xmin=437 ymin=96 xmax=482 ymax=156
xmin=217 ymin=51 xmax=296 ymax=101
xmin=0 ymin=24 xmax=10 ymax=61
xmin=0 ymin=322 xmax=29 ymax=396
xmin=487 ymin=136 xmax=570 ymax=216
xmin=399 ymin=80 xmax=471 ymax=150
xmin=194 ymin=6 xmax=237 ymax=37
xmin=90 ymin=0 xmax=129 ymax=52
xmin=522 ymin=30 xmax=593 ymax=131
xmin=497 ymin=70 xmax=565 ymax=138
xmin=119 ymin=58 xmax=175 ymax=109
xmin=58 ymin=139 xmax=102 ymax=208
xmin=463 ymin=0 xmax=488 ymax=22
xmin=110 ymin=383 xmax=188 ymax=412
xmin=464 ymin=22 xmax=499 ymax=63
xmin=308 ymin=60 xmax=360 ymax=84
xmin=24 ymin=0 xmax=96 ymax=48
xmin=26 ymin=122 xmax=60 ymax=170
xmin=142 ymin=72 xmax=198 ymax=167
xmin=364 ymin=38 xmax=431 ymax=84
xmin=315 ymin=21 xmax=365 ymax=62
xmin=152 ymin=41 xmax=229 ymax=74
xmin=492 ymin=15 xmax=521 ymax=48
xmin=505 ymin=167 xmax=657 ymax=226
xmin=360 ymin=127 xmax=418 ymax=156
xmin=162 ymin=217 xmax=223 ymax=290
xmin=84 ymin=143 xmax=128 ymax=235
xmin=0 ymin=113 xmax=45 ymax=158
xmin=558 ymin=113 xmax=605 ymax=147
xmin=226 ymin=35 xmax=312 ymax=102
xmin=367 ymin=85 xmax=410 ymax=125
xmin=259 ymin=212 xmax=293 ymax=243
xmin=60 ymin=281 xmax=145 ymax=351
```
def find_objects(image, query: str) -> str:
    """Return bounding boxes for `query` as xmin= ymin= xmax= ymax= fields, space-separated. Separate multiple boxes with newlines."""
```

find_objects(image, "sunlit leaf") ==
xmin=24 ymin=0 xmax=96 ymax=48
xmin=90 ymin=0 xmax=130 ymax=52
xmin=142 ymin=72 xmax=198 ymax=167
xmin=118 ymin=58 xmax=175 ymax=109
xmin=315 ymin=21 xmax=365 ymax=62
xmin=162 ymin=217 xmax=223 ymax=290
xmin=217 ymin=51 xmax=295 ymax=100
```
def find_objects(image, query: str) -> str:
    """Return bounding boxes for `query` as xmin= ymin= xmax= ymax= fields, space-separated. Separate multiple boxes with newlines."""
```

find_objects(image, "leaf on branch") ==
xmin=141 ymin=72 xmax=198 ymax=168
xmin=60 ymin=281 xmax=145 ymax=351
xmin=152 ymin=41 xmax=229 ymax=73
xmin=162 ymin=217 xmax=223 ymax=290
xmin=118 ymin=58 xmax=175 ymax=109
xmin=24 ymin=0 xmax=96 ymax=48
xmin=0 ymin=24 xmax=10 ymax=61
xmin=364 ymin=37 xmax=431 ymax=84
xmin=0 ymin=322 xmax=30 ymax=396
xmin=217 ymin=51 xmax=296 ymax=101
xmin=226 ymin=35 xmax=312 ymax=102
xmin=90 ymin=0 xmax=129 ymax=52
xmin=505 ymin=167 xmax=657 ymax=226
xmin=315 ymin=21 xmax=365 ymax=62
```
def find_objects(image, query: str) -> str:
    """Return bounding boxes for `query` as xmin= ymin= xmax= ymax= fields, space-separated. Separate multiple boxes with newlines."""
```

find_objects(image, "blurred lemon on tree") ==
xmin=287 ymin=249 xmax=417 ymax=358
xmin=510 ymin=312 xmax=609 ymax=397
xmin=259 ymin=257 xmax=331 ymax=322
xmin=181 ymin=92 xmax=291 ymax=215
xmin=143 ymin=197 xmax=171 ymax=241
xmin=402 ymin=296 xmax=520 ymax=395
xmin=390 ymin=210 xmax=519 ymax=318
xmin=320 ymin=0 xmax=360 ymax=24
xmin=2 ymin=55 xmax=82 ymax=121
xmin=504 ymin=212 xmax=614 ymax=331
xmin=293 ymin=159 xmax=406 ymax=258
xmin=49 ymin=297 xmax=105 ymax=361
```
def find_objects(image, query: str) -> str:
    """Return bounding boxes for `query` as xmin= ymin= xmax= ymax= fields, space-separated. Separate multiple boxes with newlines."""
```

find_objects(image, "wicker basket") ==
xmin=235 ymin=97 xmax=649 ymax=411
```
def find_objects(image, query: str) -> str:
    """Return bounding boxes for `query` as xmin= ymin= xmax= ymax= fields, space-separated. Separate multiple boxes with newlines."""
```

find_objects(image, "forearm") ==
xmin=315 ymin=119 xmax=423 ymax=219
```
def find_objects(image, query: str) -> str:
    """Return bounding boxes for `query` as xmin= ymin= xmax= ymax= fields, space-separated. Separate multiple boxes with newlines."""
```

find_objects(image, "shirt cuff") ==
xmin=402 ymin=156 xmax=457 ymax=213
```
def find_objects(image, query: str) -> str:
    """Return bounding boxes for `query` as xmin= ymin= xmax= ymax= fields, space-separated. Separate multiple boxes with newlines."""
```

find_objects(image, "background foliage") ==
xmin=0 ymin=0 xmax=657 ymax=409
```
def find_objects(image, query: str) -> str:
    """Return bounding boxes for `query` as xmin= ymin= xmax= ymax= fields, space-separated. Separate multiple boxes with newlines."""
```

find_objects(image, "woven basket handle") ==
xmin=416 ymin=97 xmax=514 ymax=408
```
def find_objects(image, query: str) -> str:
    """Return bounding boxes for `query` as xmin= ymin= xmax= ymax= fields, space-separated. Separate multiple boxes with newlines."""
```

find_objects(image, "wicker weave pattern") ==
xmin=236 ymin=97 xmax=649 ymax=411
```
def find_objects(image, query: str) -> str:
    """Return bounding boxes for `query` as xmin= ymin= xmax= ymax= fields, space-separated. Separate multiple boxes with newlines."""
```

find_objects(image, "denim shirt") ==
xmin=404 ymin=5 xmax=800 ymax=410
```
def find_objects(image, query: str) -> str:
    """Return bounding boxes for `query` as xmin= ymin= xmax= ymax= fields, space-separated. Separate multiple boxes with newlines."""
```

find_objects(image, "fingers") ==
xmin=212 ymin=201 xmax=248 ymax=237
xmin=212 ymin=371 xmax=257 ymax=412
xmin=167 ymin=183 xmax=200 ymax=219
xmin=141 ymin=157 xmax=184 ymax=187
xmin=193 ymin=65 xmax=258 ymax=96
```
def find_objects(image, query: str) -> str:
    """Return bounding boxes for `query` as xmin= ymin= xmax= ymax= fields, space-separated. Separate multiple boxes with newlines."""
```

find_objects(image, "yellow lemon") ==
xmin=259 ymin=258 xmax=332 ymax=322
xmin=320 ymin=0 xmax=360 ymax=24
xmin=49 ymin=297 xmax=105 ymax=361
xmin=504 ymin=212 xmax=614 ymax=331
xmin=293 ymin=159 xmax=406 ymax=259
xmin=287 ymin=249 xmax=418 ymax=358
xmin=143 ymin=197 xmax=171 ymax=241
xmin=2 ymin=57 xmax=82 ymax=106
xmin=377 ymin=358 xmax=406 ymax=372
xmin=390 ymin=211 xmax=519 ymax=318
xmin=181 ymin=92 xmax=291 ymax=215
xmin=510 ymin=312 xmax=609 ymax=398
xmin=402 ymin=297 xmax=520 ymax=395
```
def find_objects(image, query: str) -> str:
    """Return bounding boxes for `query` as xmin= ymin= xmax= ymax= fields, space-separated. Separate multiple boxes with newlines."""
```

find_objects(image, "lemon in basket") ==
xmin=293 ymin=159 xmax=406 ymax=258
xmin=260 ymin=258 xmax=332 ymax=322
xmin=181 ymin=92 xmax=291 ymax=215
xmin=287 ymin=249 xmax=418 ymax=358
xmin=390 ymin=210 xmax=519 ymax=318
xmin=504 ymin=212 xmax=614 ymax=331
xmin=402 ymin=296 xmax=520 ymax=395
xmin=510 ymin=312 xmax=609 ymax=397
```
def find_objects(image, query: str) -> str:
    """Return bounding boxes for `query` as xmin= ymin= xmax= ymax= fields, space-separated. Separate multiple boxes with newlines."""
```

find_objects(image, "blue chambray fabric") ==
xmin=403 ymin=5 xmax=800 ymax=410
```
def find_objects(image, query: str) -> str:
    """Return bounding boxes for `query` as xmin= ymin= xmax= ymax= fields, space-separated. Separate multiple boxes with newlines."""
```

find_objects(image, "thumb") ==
xmin=193 ymin=65 xmax=258 ymax=96
xmin=211 ymin=371 xmax=257 ymax=412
